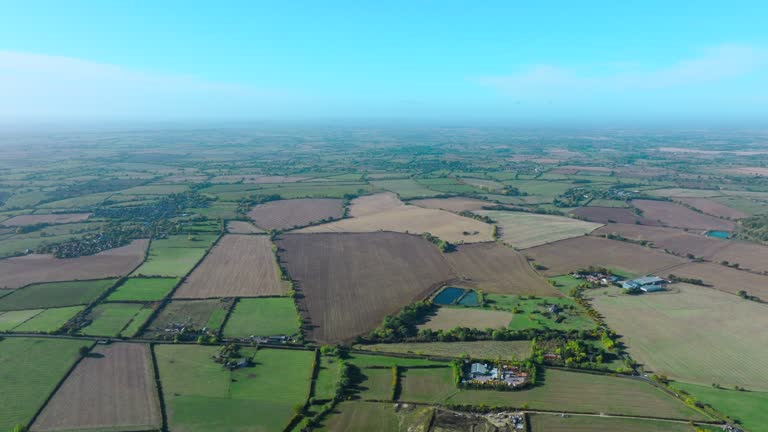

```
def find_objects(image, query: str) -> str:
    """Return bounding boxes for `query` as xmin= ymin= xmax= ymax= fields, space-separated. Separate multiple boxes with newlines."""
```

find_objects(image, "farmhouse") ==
xmin=622 ymin=276 xmax=667 ymax=292
xmin=466 ymin=362 xmax=528 ymax=387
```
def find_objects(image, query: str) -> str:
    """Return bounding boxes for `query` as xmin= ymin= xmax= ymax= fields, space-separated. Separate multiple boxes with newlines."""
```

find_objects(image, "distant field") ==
xmin=710 ymin=195 xmax=768 ymax=216
xmin=631 ymin=199 xmax=735 ymax=231
xmin=131 ymin=235 xmax=215 ymax=278
xmin=156 ymin=345 xmax=314 ymax=432
xmin=356 ymin=340 xmax=532 ymax=360
xmin=222 ymin=297 xmax=300 ymax=338
xmin=0 ymin=239 xmax=148 ymax=289
xmin=0 ymin=279 xmax=115 ymax=310
xmin=418 ymin=307 xmax=513 ymax=331
xmin=409 ymin=196 xmax=493 ymax=212
xmin=371 ymin=179 xmax=441 ymax=198
xmin=670 ymin=382 xmax=768 ymax=432
xmin=502 ymin=180 xmax=574 ymax=199
xmin=347 ymin=192 xmax=402 ymax=217
xmin=13 ymin=306 xmax=84 ymax=333
xmin=106 ymin=277 xmax=178 ymax=302
xmin=0 ymin=338 xmax=87 ymax=431
xmin=316 ymin=401 xmax=433 ymax=432
xmin=143 ymin=299 xmax=233 ymax=339
xmin=528 ymin=413 xmax=703 ymax=432
xmin=571 ymin=206 xmax=658 ymax=225
xmin=656 ymin=261 xmax=768 ymax=300
xmin=78 ymin=303 xmax=151 ymax=337
xmin=32 ymin=343 xmax=161 ymax=432
xmin=676 ymin=197 xmax=748 ymax=219
xmin=0 ymin=212 xmax=91 ymax=226
xmin=226 ymin=220 xmax=263 ymax=234
xmin=590 ymin=284 xmax=768 ymax=390
xmin=248 ymin=198 xmax=344 ymax=230
xmin=476 ymin=210 xmax=602 ymax=249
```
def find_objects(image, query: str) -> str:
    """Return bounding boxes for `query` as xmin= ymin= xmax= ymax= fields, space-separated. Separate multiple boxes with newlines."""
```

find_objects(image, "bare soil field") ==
xmin=32 ymin=343 xmax=161 ymax=432
xmin=248 ymin=198 xmax=344 ymax=230
xmin=443 ymin=242 xmax=560 ymax=296
xmin=174 ymin=235 xmax=286 ymax=298
xmin=655 ymin=262 xmax=768 ymax=300
xmin=348 ymin=192 xmax=403 ymax=217
xmin=418 ymin=307 xmax=513 ymax=331
xmin=571 ymin=206 xmax=660 ymax=225
xmin=677 ymin=197 xmax=749 ymax=219
xmin=0 ymin=239 xmax=148 ymax=289
xmin=225 ymin=220 xmax=263 ymax=234
xmin=295 ymin=205 xmax=494 ymax=244
xmin=409 ymin=197 xmax=493 ymax=213
xmin=1 ymin=213 xmax=91 ymax=226
xmin=476 ymin=210 xmax=602 ymax=249
xmin=631 ymin=199 xmax=736 ymax=231
xmin=276 ymin=232 xmax=456 ymax=343
xmin=524 ymin=236 xmax=686 ymax=277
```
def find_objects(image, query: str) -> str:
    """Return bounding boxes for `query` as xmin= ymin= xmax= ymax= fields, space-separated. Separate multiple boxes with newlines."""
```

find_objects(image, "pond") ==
xmin=705 ymin=230 xmax=731 ymax=239
xmin=433 ymin=287 xmax=466 ymax=305
xmin=457 ymin=290 xmax=480 ymax=307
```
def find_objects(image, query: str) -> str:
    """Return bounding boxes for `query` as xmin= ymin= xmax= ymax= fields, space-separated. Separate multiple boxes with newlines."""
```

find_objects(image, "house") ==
xmin=470 ymin=363 xmax=489 ymax=376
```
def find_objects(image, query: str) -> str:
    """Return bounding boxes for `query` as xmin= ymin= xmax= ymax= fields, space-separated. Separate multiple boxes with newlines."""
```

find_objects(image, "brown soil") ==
xmin=676 ymin=198 xmax=748 ymax=219
xmin=409 ymin=197 xmax=494 ymax=213
xmin=571 ymin=207 xmax=660 ymax=225
xmin=655 ymin=262 xmax=768 ymax=300
xmin=631 ymin=199 xmax=735 ymax=231
xmin=226 ymin=220 xmax=264 ymax=234
xmin=248 ymin=198 xmax=344 ymax=230
xmin=348 ymin=192 xmax=403 ymax=217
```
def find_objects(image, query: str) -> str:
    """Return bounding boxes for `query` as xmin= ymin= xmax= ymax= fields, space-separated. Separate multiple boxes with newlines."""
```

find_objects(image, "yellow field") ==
xmin=476 ymin=210 xmax=602 ymax=249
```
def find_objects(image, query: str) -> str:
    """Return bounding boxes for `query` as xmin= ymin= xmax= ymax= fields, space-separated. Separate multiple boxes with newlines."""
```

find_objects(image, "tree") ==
xmin=78 ymin=346 xmax=90 ymax=357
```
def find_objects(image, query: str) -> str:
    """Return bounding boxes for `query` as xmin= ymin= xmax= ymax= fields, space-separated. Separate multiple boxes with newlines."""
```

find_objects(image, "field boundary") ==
xmin=149 ymin=343 xmax=170 ymax=432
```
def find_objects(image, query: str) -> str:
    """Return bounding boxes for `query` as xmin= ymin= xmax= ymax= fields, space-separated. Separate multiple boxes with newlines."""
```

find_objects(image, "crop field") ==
xmin=418 ymin=307 xmax=513 ymax=331
xmin=631 ymin=199 xmax=736 ymax=231
xmin=486 ymin=294 xmax=596 ymax=331
xmin=106 ymin=277 xmax=178 ymax=301
xmin=247 ymin=198 xmax=344 ymax=230
xmin=174 ymin=235 xmax=286 ymax=298
xmin=409 ymin=197 xmax=493 ymax=212
xmin=13 ymin=306 xmax=84 ymax=332
xmin=445 ymin=368 xmax=704 ymax=420
xmin=0 ymin=279 xmax=115 ymax=310
xmin=528 ymin=414 xmax=703 ymax=432
xmin=443 ymin=242 xmax=559 ymax=296
xmin=222 ymin=298 xmax=300 ymax=338
xmin=355 ymin=340 xmax=532 ymax=360
xmin=78 ymin=303 xmax=152 ymax=337
xmin=347 ymin=192 xmax=403 ymax=217
xmin=156 ymin=345 xmax=314 ymax=432
xmin=0 ymin=338 xmax=87 ymax=431
xmin=570 ymin=206 xmax=659 ymax=225
xmin=0 ymin=239 xmax=148 ymax=289
xmin=0 ymin=212 xmax=91 ymax=226
xmin=657 ymin=262 xmax=768 ymax=299
xmin=225 ymin=220 xmax=263 ymax=234
xmin=296 ymin=204 xmax=494 ymax=243
xmin=370 ymin=179 xmax=441 ymax=198
xmin=316 ymin=401 xmax=433 ymax=432
xmin=32 ymin=343 xmax=161 ymax=432
xmin=523 ymin=236 xmax=686 ymax=277
xmin=399 ymin=366 xmax=456 ymax=403
xmin=590 ymin=284 xmax=768 ymax=390
xmin=670 ymin=382 xmax=768 ymax=432
xmin=131 ymin=235 xmax=215 ymax=278
xmin=676 ymin=197 xmax=749 ymax=219
xmin=475 ymin=210 xmax=602 ymax=249
xmin=277 ymin=232 xmax=455 ymax=343
xmin=143 ymin=299 xmax=233 ymax=338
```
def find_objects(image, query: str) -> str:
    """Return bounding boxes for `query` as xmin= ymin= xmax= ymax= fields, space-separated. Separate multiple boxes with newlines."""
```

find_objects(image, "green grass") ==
xmin=483 ymin=294 xmax=596 ymax=331
xmin=356 ymin=367 xmax=394 ymax=400
xmin=670 ymin=382 xmax=768 ymax=432
xmin=0 ymin=279 xmax=116 ymax=311
xmin=131 ymin=235 xmax=216 ymax=277
xmin=399 ymin=366 xmax=457 ymax=403
xmin=503 ymin=180 xmax=574 ymax=199
xmin=13 ymin=306 xmax=84 ymax=333
xmin=106 ymin=277 xmax=178 ymax=302
xmin=316 ymin=401 xmax=433 ymax=432
xmin=371 ymin=179 xmax=441 ymax=198
xmin=314 ymin=356 xmax=342 ymax=401
xmin=120 ymin=306 xmax=156 ymax=337
xmin=0 ymin=309 xmax=43 ymax=331
xmin=155 ymin=345 xmax=314 ymax=432
xmin=222 ymin=298 xmax=300 ymax=338
xmin=548 ymin=275 xmax=583 ymax=295
xmin=189 ymin=202 xmax=240 ymax=219
xmin=347 ymin=353 xmax=446 ymax=368
xmin=355 ymin=340 xmax=532 ymax=361
xmin=528 ymin=413 xmax=707 ymax=432
xmin=78 ymin=303 xmax=147 ymax=336
xmin=0 ymin=338 xmax=88 ymax=431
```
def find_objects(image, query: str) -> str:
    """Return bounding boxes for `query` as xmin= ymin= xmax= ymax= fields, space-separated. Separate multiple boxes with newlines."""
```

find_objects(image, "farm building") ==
xmin=622 ymin=276 xmax=667 ymax=292
xmin=466 ymin=362 xmax=529 ymax=387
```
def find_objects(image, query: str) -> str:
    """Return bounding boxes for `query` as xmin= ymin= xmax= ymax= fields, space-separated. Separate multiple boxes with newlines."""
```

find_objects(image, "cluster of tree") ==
xmin=531 ymin=335 xmax=627 ymax=372
xmin=737 ymin=214 xmax=768 ymax=243
xmin=236 ymin=194 xmax=281 ymax=214
xmin=362 ymin=301 xmax=435 ymax=342
xmin=421 ymin=232 xmax=454 ymax=252
xmin=667 ymin=274 xmax=706 ymax=286
xmin=737 ymin=290 xmax=761 ymax=302
xmin=459 ymin=210 xmax=494 ymax=224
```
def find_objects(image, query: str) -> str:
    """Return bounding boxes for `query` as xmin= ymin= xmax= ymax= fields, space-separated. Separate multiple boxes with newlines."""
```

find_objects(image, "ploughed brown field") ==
xmin=523 ymin=236 xmax=686 ymax=277
xmin=570 ymin=207 xmax=660 ymax=225
xmin=248 ymin=198 xmax=344 ymax=230
xmin=676 ymin=197 xmax=749 ymax=219
xmin=0 ymin=239 xmax=148 ymax=289
xmin=174 ymin=235 xmax=286 ymax=298
xmin=654 ymin=262 xmax=768 ymax=300
xmin=0 ymin=213 xmax=91 ymax=226
xmin=225 ymin=220 xmax=263 ymax=234
xmin=32 ymin=343 xmax=161 ymax=432
xmin=348 ymin=192 xmax=403 ymax=217
xmin=631 ymin=199 xmax=735 ymax=231
xmin=409 ymin=197 xmax=493 ymax=213
xmin=443 ymin=242 xmax=560 ymax=296
xmin=276 ymin=232 xmax=455 ymax=343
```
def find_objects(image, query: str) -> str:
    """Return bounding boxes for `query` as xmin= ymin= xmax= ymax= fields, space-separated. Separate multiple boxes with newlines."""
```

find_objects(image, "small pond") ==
xmin=433 ymin=287 xmax=466 ymax=305
xmin=457 ymin=290 xmax=480 ymax=306
xmin=705 ymin=230 xmax=731 ymax=239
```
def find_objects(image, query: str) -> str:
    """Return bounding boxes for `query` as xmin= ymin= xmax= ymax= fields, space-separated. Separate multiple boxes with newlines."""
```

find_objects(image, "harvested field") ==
xmin=276 ymin=232 xmax=456 ymax=343
xmin=355 ymin=340 xmax=532 ymax=360
xmin=348 ymin=192 xmax=403 ymax=217
xmin=0 ymin=239 xmax=148 ymax=289
xmin=442 ymin=243 xmax=558 ymax=296
xmin=475 ymin=210 xmax=602 ymax=249
xmin=225 ymin=220 xmax=263 ymax=234
xmin=248 ymin=198 xmax=343 ymax=230
xmin=143 ymin=299 xmax=233 ymax=339
xmin=590 ymin=284 xmax=768 ymax=390
xmin=655 ymin=262 xmax=768 ymax=300
xmin=0 ymin=213 xmax=91 ymax=226
xmin=418 ymin=307 xmax=512 ymax=331
xmin=571 ymin=206 xmax=659 ymax=225
xmin=677 ymin=197 xmax=749 ymax=219
xmin=409 ymin=197 xmax=493 ymax=213
xmin=370 ymin=179 xmax=441 ymax=198
xmin=174 ymin=235 xmax=286 ymax=298
xmin=528 ymin=414 xmax=700 ymax=432
xmin=295 ymin=205 xmax=494 ymax=243
xmin=523 ymin=236 xmax=686 ymax=277
xmin=631 ymin=199 xmax=735 ymax=231
xmin=32 ymin=343 xmax=161 ymax=432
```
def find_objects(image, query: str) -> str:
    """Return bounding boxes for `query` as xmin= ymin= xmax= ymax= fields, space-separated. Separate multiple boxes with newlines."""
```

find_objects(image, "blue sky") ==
xmin=1 ymin=1 xmax=767 ymax=125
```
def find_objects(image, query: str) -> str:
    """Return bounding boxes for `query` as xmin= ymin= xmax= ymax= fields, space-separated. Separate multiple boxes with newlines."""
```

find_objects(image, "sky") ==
xmin=1 ymin=1 xmax=767 ymax=126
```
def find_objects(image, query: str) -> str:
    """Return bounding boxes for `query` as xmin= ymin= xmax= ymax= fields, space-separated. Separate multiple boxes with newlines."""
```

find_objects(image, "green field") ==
xmin=0 ymin=338 xmax=88 ymax=431
xmin=483 ymin=294 xmax=596 ymax=331
xmin=155 ymin=345 xmax=314 ymax=432
xmin=0 ymin=309 xmax=43 ymax=331
xmin=13 ymin=306 xmax=84 ymax=333
xmin=78 ymin=303 xmax=149 ymax=336
xmin=399 ymin=366 xmax=456 ymax=403
xmin=347 ymin=353 xmax=446 ymax=368
xmin=316 ymin=401 xmax=433 ymax=432
xmin=356 ymin=367 xmax=395 ymax=400
xmin=314 ymin=355 xmax=342 ymax=401
xmin=371 ymin=179 xmax=441 ymax=198
xmin=0 ymin=279 xmax=116 ymax=311
xmin=355 ymin=340 xmax=532 ymax=361
xmin=528 ymin=413 xmax=707 ymax=432
xmin=106 ymin=277 xmax=178 ymax=302
xmin=548 ymin=275 xmax=583 ymax=295
xmin=671 ymin=382 xmax=768 ymax=432
xmin=131 ymin=235 xmax=217 ymax=277
xmin=143 ymin=299 xmax=233 ymax=339
xmin=503 ymin=180 xmax=574 ymax=199
xmin=222 ymin=297 xmax=300 ymax=338
xmin=120 ymin=307 xmax=156 ymax=337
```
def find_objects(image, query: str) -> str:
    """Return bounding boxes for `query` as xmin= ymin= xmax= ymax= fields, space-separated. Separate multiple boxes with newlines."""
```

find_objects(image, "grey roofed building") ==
xmin=471 ymin=363 xmax=489 ymax=375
